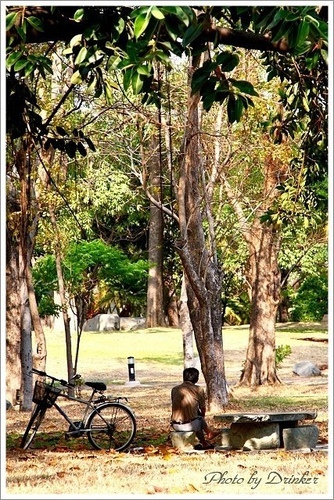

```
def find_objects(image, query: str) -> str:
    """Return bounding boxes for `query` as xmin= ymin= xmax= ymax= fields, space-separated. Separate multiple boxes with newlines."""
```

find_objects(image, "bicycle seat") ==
xmin=85 ymin=382 xmax=107 ymax=392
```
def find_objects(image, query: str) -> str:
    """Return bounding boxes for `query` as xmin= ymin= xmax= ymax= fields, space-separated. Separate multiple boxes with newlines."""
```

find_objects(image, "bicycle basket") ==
xmin=33 ymin=380 xmax=61 ymax=408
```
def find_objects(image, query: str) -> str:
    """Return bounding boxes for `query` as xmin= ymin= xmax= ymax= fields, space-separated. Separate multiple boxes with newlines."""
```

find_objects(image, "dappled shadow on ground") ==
xmin=7 ymin=322 xmax=328 ymax=454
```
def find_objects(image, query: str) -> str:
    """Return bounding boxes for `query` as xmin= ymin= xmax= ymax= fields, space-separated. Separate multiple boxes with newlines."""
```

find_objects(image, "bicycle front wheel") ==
xmin=21 ymin=404 xmax=47 ymax=450
xmin=87 ymin=402 xmax=136 ymax=452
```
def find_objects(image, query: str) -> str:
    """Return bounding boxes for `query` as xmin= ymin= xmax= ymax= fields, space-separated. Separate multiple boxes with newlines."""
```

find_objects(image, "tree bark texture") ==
xmin=20 ymin=247 xmax=33 ymax=411
xmin=239 ymin=220 xmax=281 ymax=385
xmin=176 ymin=78 xmax=228 ymax=411
xmin=239 ymin=154 xmax=283 ymax=386
xmin=17 ymin=149 xmax=47 ymax=373
xmin=179 ymin=274 xmax=195 ymax=368
xmin=6 ymin=223 xmax=22 ymax=406
xmin=146 ymin=134 xmax=166 ymax=327
xmin=49 ymin=206 xmax=74 ymax=393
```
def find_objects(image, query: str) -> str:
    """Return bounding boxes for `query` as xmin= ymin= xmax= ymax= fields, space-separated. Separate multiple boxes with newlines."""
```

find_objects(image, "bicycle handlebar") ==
xmin=31 ymin=368 xmax=75 ymax=388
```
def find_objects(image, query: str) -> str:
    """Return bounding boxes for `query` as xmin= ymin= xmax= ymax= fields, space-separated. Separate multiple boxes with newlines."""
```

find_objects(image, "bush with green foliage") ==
xmin=289 ymin=274 xmax=328 ymax=322
xmin=33 ymin=240 xmax=149 ymax=318
xmin=275 ymin=344 xmax=292 ymax=368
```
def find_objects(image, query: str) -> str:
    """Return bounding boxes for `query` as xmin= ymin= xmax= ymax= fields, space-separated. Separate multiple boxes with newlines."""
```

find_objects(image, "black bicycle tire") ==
xmin=21 ymin=404 xmax=47 ymax=450
xmin=86 ymin=402 xmax=136 ymax=452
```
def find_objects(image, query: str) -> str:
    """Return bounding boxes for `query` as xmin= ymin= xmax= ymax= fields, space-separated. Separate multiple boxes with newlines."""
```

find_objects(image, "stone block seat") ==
xmin=170 ymin=430 xmax=197 ymax=450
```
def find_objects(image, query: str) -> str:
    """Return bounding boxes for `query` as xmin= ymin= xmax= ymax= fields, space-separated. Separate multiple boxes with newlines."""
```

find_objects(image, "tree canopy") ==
xmin=6 ymin=5 xmax=328 ymax=142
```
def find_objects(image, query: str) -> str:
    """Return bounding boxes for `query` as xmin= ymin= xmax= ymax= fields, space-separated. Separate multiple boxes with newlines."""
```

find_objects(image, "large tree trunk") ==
xmin=176 ymin=70 xmax=228 ymax=411
xmin=239 ymin=220 xmax=281 ymax=385
xmin=7 ymin=145 xmax=47 ymax=411
xmin=238 ymin=154 xmax=283 ymax=386
xmin=219 ymin=140 xmax=285 ymax=387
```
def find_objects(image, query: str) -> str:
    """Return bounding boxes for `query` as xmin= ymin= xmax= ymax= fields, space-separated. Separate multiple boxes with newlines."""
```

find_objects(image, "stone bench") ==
xmin=214 ymin=411 xmax=319 ymax=451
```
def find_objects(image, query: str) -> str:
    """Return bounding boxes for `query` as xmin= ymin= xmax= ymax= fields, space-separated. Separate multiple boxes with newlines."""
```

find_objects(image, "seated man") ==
xmin=171 ymin=367 xmax=221 ymax=449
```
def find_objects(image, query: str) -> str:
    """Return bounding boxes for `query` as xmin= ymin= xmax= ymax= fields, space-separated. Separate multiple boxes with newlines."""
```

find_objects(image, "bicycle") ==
xmin=21 ymin=368 xmax=136 ymax=452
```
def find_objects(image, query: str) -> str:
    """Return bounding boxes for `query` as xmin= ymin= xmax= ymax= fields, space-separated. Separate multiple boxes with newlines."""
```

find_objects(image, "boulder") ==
xmin=120 ymin=317 xmax=146 ymax=331
xmin=293 ymin=361 xmax=321 ymax=377
xmin=83 ymin=314 xmax=120 ymax=332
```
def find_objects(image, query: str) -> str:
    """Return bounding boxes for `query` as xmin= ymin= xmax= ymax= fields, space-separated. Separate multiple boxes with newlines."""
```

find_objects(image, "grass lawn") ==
xmin=5 ymin=322 xmax=331 ymax=497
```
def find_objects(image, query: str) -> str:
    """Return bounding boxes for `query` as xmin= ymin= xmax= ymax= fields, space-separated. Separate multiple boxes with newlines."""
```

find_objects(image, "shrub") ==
xmin=289 ymin=275 xmax=328 ymax=322
xmin=275 ymin=344 xmax=292 ymax=368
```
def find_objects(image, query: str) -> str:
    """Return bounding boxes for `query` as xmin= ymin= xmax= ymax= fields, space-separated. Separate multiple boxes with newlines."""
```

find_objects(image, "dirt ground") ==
xmin=4 ymin=322 xmax=331 ymax=497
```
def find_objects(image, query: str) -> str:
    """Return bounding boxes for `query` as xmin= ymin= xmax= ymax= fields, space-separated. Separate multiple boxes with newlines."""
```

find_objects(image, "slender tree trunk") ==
xmin=179 ymin=274 xmax=194 ymax=368
xmin=146 ymin=134 xmax=166 ymax=327
xmin=20 ymin=244 xmax=33 ymax=411
xmin=73 ymin=295 xmax=89 ymax=374
xmin=6 ymin=221 xmax=22 ymax=406
xmin=176 ymin=64 xmax=228 ymax=410
xmin=25 ymin=264 xmax=47 ymax=368
xmin=18 ymin=149 xmax=47 ymax=372
xmin=278 ymin=270 xmax=290 ymax=322
xmin=49 ymin=206 xmax=74 ymax=390
xmin=166 ymin=291 xmax=179 ymax=326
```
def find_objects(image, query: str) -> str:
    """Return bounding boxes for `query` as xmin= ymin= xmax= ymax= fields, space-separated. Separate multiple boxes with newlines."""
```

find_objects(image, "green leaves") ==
xmin=6 ymin=11 xmax=44 ymax=46
xmin=6 ymin=11 xmax=19 ymax=30
xmin=191 ymin=51 xmax=258 ymax=119
xmin=216 ymin=52 xmax=239 ymax=72
xmin=134 ymin=14 xmax=151 ymax=39
xmin=229 ymin=79 xmax=259 ymax=97
xmin=6 ymin=50 xmax=23 ymax=69
xmin=182 ymin=24 xmax=204 ymax=47
xmin=73 ymin=9 xmax=85 ymax=22
xmin=6 ymin=49 xmax=53 ymax=80
xmin=43 ymin=127 xmax=96 ymax=159
xmin=75 ymin=46 xmax=88 ymax=65
xmin=62 ymin=240 xmax=148 ymax=296
xmin=131 ymin=71 xmax=144 ymax=95
xmin=132 ymin=6 xmax=167 ymax=39
xmin=26 ymin=15 xmax=44 ymax=32
xmin=227 ymin=95 xmax=244 ymax=123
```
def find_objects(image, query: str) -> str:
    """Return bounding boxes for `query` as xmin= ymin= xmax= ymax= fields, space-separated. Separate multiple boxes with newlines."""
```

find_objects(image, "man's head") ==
xmin=183 ymin=367 xmax=199 ymax=384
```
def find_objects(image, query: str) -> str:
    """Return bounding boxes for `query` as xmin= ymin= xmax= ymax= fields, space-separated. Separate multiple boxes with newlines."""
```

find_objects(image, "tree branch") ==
xmin=204 ymin=26 xmax=290 ymax=53
xmin=7 ymin=6 xmax=290 ymax=54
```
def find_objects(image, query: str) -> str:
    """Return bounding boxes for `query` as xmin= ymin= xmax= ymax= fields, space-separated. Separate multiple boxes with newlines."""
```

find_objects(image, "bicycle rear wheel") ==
xmin=87 ymin=402 xmax=136 ymax=452
xmin=21 ymin=404 xmax=47 ymax=450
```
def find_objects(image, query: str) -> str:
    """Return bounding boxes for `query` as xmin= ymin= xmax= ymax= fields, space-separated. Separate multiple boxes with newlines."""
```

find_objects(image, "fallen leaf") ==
xmin=312 ymin=469 xmax=325 ymax=475
xmin=187 ymin=483 xmax=199 ymax=492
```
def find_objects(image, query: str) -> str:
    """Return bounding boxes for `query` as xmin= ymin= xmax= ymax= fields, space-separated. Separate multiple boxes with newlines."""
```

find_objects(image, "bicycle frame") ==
xmin=50 ymin=388 xmax=120 ymax=436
